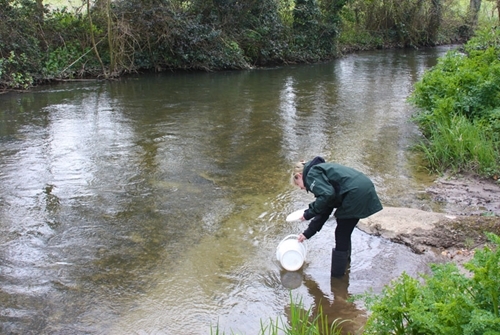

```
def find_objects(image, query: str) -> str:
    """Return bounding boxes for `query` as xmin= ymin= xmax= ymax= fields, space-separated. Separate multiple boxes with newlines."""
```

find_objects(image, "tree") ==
xmin=429 ymin=0 xmax=442 ymax=42
xmin=469 ymin=0 xmax=482 ymax=27
xmin=35 ymin=0 xmax=44 ymax=22
xmin=496 ymin=0 xmax=500 ymax=21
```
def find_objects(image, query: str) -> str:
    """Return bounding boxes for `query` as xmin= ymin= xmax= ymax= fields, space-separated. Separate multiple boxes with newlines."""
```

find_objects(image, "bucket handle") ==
xmin=279 ymin=234 xmax=300 ymax=244
xmin=278 ymin=234 xmax=307 ymax=252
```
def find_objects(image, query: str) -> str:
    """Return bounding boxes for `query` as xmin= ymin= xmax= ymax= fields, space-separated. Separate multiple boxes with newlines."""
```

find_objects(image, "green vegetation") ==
xmin=2 ymin=2 xmax=499 ymax=334
xmin=214 ymin=234 xmax=500 ymax=335
xmin=409 ymin=26 xmax=500 ymax=178
xmin=1 ymin=0 xmax=490 ymax=90
xmin=0 ymin=0 xmax=348 ymax=87
xmin=339 ymin=0 xmax=447 ymax=50
xmin=360 ymin=233 xmax=500 ymax=334
xmin=211 ymin=293 xmax=345 ymax=335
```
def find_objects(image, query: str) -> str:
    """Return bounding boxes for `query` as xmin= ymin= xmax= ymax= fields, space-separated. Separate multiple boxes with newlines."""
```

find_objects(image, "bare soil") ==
xmin=358 ymin=174 xmax=500 ymax=265
xmin=423 ymin=174 xmax=500 ymax=263
xmin=426 ymin=174 xmax=500 ymax=217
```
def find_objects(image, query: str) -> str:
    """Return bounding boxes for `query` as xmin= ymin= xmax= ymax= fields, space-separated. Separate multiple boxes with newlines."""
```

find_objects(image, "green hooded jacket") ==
xmin=302 ymin=157 xmax=383 ymax=220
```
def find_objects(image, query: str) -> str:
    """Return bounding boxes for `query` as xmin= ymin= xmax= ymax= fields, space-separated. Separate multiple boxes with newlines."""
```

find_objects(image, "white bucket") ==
xmin=276 ymin=234 xmax=307 ymax=271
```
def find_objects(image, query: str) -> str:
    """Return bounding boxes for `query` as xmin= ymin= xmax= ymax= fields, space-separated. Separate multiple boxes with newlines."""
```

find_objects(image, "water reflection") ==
xmin=0 ymin=46 xmax=457 ymax=334
xmin=280 ymin=269 xmax=304 ymax=290
xmin=280 ymin=268 xmax=366 ymax=334
xmin=303 ymin=271 xmax=367 ymax=335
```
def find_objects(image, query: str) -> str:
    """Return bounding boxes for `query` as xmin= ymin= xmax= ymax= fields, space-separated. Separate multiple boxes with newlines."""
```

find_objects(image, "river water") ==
xmin=0 ymin=46 xmax=456 ymax=335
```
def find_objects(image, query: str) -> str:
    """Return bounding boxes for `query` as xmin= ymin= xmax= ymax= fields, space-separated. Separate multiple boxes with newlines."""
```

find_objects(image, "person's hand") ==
xmin=297 ymin=233 xmax=307 ymax=242
xmin=300 ymin=215 xmax=305 ymax=221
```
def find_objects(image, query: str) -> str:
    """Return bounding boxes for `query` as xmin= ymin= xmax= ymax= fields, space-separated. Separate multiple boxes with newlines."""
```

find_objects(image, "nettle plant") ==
xmin=360 ymin=233 xmax=500 ymax=335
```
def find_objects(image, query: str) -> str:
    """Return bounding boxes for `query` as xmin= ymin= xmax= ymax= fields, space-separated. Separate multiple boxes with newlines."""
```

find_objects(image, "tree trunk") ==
xmin=497 ymin=0 xmax=500 ymax=22
xmin=468 ymin=0 xmax=482 ymax=27
xmin=35 ymin=0 xmax=44 ymax=22
xmin=106 ymin=0 xmax=115 ymax=74
xmin=87 ymin=0 xmax=108 ymax=78
xmin=429 ymin=0 xmax=441 ymax=42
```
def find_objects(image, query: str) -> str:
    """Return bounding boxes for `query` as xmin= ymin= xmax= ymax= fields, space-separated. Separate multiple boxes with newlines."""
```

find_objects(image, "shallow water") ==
xmin=0 ymin=46 xmax=456 ymax=334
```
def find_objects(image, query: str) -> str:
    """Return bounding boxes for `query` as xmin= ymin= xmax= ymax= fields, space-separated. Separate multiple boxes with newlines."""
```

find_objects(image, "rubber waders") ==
xmin=331 ymin=248 xmax=349 ymax=277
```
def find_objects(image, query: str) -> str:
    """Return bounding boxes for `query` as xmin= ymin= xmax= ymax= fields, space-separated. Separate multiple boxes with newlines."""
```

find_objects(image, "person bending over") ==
xmin=291 ymin=156 xmax=383 ymax=277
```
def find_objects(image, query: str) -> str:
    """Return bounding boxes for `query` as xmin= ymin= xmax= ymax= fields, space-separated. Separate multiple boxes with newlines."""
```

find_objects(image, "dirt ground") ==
xmin=424 ymin=174 xmax=500 ymax=264
xmin=426 ymin=174 xmax=500 ymax=216
xmin=358 ymin=174 xmax=500 ymax=265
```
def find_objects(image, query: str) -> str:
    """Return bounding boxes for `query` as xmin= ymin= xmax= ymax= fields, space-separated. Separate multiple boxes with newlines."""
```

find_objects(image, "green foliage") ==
xmin=414 ymin=113 xmax=499 ymax=176
xmin=361 ymin=233 xmax=500 ymax=334
xmin=229 ymin=0 xmax=288 ymax=65
xmin=0 ymin=0 xmax=485 ymax=88
xmin=362 ymin=273 xmax=423 ymax=334
xmin=291 ymin=0 xmax=323 ymax=60
xmin=409 ymin=26 xmax=500 ymax=177
xmin=110 ymin=0 xmax=250 ymax=71
xmin=465 ymin=25 xmax=500 ymax=52
xmin=48 ymin=8 xmax=84 ymax=33
xmin=289 ymin=0 xmax=345 ymax=61
xmin=0 ymin=0 xmax=42 ymax=88
xmin=465 ymin=233 xmax=500 ymax=317
xmin=0 ymin=0 xmax=100 ymax=87
xmin=339 ymin=0 xmax=470 ymax=51
xmin=43 ymin=44 xmax=92 ymax=78
xmin=0 ymin=51 xmax=34 ymax=89
xmin=412 ymin=47 xmax=500 ymax=120
xmin=482 ymin=108 xmax=500 ymax=143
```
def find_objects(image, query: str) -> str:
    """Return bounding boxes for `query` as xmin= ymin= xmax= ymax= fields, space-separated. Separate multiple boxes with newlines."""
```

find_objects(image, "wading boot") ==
xmin=331 ymin=248 xmax=349 ymax=277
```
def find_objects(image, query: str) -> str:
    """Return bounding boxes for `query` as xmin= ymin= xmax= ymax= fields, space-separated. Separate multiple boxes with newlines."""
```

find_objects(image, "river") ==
xmin=0 ymin=46 xmax=456 ymax=335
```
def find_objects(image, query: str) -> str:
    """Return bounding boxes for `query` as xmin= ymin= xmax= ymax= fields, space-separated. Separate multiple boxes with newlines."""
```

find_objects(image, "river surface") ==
xmin=0 ymin=46 xmax=456 ymax=335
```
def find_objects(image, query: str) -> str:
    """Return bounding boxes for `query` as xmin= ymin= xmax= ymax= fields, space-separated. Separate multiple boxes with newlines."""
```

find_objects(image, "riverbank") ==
xmin=358 ymin=174 xmax=500 ymax=264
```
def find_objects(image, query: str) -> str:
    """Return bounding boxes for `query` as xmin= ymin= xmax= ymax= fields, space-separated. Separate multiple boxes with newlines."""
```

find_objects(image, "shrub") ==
xmin=411 ymin=47 xmax=500 ymax=122
xmin=360 ymin=233 xmax=500 ymax=335
xmin=409 ymin=26 xmax=500 ymax=177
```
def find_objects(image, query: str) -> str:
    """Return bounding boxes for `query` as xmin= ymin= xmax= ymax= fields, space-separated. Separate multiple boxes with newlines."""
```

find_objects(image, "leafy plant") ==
xmin=360 ymin=233 xmax=500 ymax=335
xmin=0 ymin=51 xmax=34 ymax=89
xmin=43 ymin=43 xmax=92 ymax=78
xmin=409 ymin=26 xmax=500 ymax=177
xmin=411 ymin=46 xmax=500 ymax=121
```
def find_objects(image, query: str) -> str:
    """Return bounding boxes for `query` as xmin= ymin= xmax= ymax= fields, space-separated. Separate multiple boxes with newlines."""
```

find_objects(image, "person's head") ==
xmin=291 ymin=161 xmax=306 ymax=190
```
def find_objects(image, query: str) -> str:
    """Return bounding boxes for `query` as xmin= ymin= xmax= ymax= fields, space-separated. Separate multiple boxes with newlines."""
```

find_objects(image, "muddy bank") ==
xmin=358 ymin=175 xmax=500 ymax=260
xmin=426 ymin=174 xmax=500 ymax=217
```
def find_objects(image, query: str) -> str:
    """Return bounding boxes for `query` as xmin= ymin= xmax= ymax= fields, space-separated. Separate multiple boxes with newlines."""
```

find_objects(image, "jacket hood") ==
xmin=303 ymin=156 xmax=325 ymax=192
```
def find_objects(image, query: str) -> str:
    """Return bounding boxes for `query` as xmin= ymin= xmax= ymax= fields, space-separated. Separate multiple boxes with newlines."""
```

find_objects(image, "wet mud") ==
xmin=360 ymin=174 xmax=500 ymax=266
xmin=426 ymin=174 xmax=500 ymax=217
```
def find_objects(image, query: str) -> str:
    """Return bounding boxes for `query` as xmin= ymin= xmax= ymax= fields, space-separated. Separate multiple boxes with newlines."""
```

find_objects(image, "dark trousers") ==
xmin=334 ymin=218 xmax=359 ymax=251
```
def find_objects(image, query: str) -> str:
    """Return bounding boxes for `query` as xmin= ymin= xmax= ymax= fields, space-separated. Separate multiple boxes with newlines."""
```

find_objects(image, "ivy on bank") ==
xmin=0 ymin=0 xmax=348 ymax=89
xmin=0 ymin=0 xmax=473 ymax=90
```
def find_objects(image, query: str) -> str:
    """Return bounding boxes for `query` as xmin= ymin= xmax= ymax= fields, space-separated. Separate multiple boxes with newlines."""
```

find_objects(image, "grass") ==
xmin=417 ymin=112 xmax=499 ymax=177
xmin=210 ymin=294 xmax=348 ymax=335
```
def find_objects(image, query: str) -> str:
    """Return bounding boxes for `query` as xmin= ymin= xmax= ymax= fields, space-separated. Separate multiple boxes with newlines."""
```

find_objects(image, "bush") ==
xmin=411 ymin=47 xmax=500 ymax=122
xmin=409 ymin=26 xmax=500 ymax=177
xmin=361 ymin=233 xmax=500 ymax=335
xmin=0 ymin=51 xmax=33 ymax=89
xmin=0 ymin=0 xmax=43 ymax=88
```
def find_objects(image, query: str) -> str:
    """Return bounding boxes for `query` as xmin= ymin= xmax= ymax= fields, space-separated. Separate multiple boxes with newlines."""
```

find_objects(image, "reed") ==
xmin=211 ymin=293 xmax=346 ymax=335
xmin=417 ymin=113 xmax=499 ymax=176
